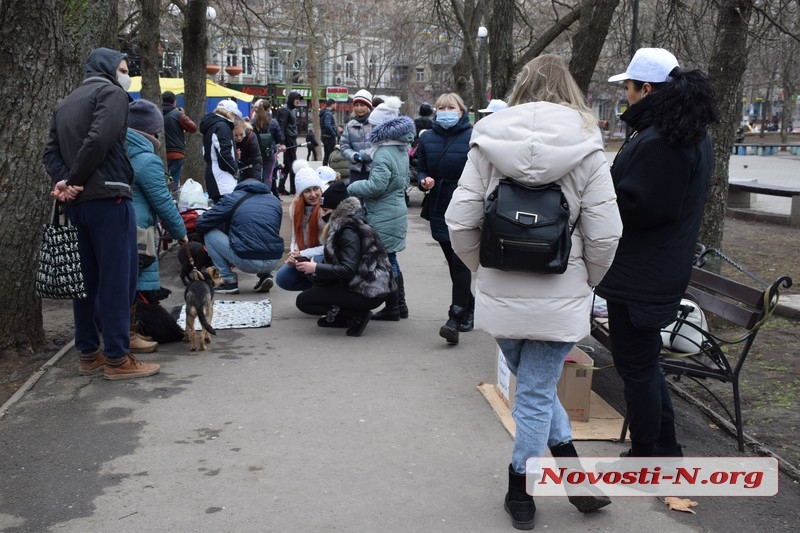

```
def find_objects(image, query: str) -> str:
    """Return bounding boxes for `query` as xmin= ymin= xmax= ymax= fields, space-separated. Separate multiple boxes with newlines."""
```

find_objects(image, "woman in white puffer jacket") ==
xmin=445 ymin=54 xmax=622 ymax=530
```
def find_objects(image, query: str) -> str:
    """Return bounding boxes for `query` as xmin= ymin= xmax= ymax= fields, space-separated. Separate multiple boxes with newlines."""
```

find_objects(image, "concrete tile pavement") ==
xmin=0 ymin=194 xmax=704 ymax=533
xmin=1 ymin=164 xmax=798 ymax=531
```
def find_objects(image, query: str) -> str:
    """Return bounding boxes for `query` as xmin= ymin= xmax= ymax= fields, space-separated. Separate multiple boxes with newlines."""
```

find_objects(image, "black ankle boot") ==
xmin=458 ymin=296 xmax=474 ymax=332
xmin=372 ymin=292 xmax=401 ymax=321
xmin=396 ymin=272 xmax=408 ymax=318
xmin=439 ymin=305 xmax=464 ymax=345
xmin=550 ymin=441 xmax=612 ymax=513
xmin=505 ymin=464 xmax=535 ymax=530
xmin=346 ymin=310 xmax=372 ymax=337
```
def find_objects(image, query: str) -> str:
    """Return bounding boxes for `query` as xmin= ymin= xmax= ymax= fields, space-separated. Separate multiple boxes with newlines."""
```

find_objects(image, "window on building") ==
xmin=346 ymin=54 xmax=355 ymax=78
xmin=416 ymin=67 xmax=425 ymax=82
xmin=269 ymin=50 xmax=281 ymax=79
xmin=369 ymin=55 xmax=377 ymax=78
xmin=242 ymin=48 xmax=253 ymax=75
xmin=226 ymin=48 xmax=238 ymax=67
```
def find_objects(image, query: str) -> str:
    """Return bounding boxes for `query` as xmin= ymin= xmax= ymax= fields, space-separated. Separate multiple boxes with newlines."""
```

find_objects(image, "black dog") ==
xmin=136 ymin=302 xmax=184 ymax=343
xmin=178 ymin=242 xmax=213 ymax=286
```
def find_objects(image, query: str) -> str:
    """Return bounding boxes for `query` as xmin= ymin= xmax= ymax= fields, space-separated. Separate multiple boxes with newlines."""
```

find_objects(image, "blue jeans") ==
xmin=167 ymin=158 xmax=184 ymax=185
xmin=69 ymin=198 xmax=138 ymax=359
xmin=203 ymin=229 xmax=280 ymax=283
xmin=496 ymin=338 xmax=574 ymax=474
xmin=275 ymin=254 xmax=323 ymax=291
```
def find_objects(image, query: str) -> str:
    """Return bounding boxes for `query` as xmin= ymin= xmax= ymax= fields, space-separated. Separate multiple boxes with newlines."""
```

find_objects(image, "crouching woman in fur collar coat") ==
xmin=295 ymin=182 xmax=395 ymax=337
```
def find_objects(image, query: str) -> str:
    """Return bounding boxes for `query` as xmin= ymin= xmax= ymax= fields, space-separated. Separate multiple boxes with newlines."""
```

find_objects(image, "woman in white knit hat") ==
xmin=274 ymin=160 xmax=327 ymax=292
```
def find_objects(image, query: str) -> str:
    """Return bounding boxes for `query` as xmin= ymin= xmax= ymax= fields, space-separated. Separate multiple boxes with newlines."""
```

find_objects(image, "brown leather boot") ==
xmin=130 ymin=304 xmax=158 ymax=354
xmin=103 ymin=354 xmax=160 ymax=380
xmin=78 ymin=350 xmax=107 ymax=376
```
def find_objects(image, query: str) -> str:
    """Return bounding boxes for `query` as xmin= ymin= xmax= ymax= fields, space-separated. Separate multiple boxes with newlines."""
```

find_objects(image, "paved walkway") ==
xmin=0 ymin=157 xmax=798 ymax=531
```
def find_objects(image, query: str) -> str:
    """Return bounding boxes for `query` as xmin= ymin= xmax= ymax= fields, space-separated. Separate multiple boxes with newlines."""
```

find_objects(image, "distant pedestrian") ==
xmin=277 ymin=91 xmax=303 ymax=194
xmin=305 ymin=130 xmax=320 ymax=161
xmin=340 ymin=89 xmax=374 ymax=183
xmin=233 ymin=117 xmax=263 ymax=182
xmin=199 ymin=100 xmax=240 ymax=202
xmin=320 ymin=98 xmax=338 ymax=165
xmin=161 ymin=90 xmax=197 ymax=185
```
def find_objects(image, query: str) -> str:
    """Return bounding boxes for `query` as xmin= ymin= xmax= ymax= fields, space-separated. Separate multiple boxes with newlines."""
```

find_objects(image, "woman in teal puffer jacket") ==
xmin=126 ymin=103 xmax=188 ymax=295
xmin=348 ymin=97 xmax=414 ymax=321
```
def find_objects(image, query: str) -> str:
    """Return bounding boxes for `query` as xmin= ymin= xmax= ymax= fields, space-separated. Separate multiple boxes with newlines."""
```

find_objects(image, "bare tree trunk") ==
xmin=569 ymin=0 xmax=621 ymax=94
xmin=139 ymin=0 xmax=167 ymax=167
xmin=0 ymin=0 xmax=116 ymax=358
xmin=702 ymin=0 xmax=755 ymax=254
xmin=181 ymin=0 xmax=209 ymax=187
xmin=488 ymin=0 xmax=515 ymax=100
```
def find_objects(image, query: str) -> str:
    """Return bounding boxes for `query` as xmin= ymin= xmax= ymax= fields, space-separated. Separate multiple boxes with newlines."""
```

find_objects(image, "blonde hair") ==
xmin=507 ymin=54 xmax=595 ymax=125
xmin=434 ymin=93 xmax=468 ymax=114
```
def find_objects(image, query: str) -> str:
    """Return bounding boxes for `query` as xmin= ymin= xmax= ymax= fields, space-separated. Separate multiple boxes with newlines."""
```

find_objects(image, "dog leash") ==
xmin=182 ymin=242 xmax=205 ymax=282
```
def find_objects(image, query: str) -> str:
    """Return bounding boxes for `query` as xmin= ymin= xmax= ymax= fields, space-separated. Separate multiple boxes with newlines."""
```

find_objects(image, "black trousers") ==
xmin=280 ymin=139 xmax=298 ymax=193
xmin=606 ymin=299 xmax=678 ymax=456
xmin=321 ymin=134 xmax=336 ymax=165
xmin=438 ymin=239 xmax=473 ymax=310
xmin=296 ymin=284 xmax=385 ymax=316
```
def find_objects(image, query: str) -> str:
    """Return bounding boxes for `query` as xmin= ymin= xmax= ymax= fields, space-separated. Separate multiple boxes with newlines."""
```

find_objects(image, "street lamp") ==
xmin=477 ymin=26 xmax=488 ymax=110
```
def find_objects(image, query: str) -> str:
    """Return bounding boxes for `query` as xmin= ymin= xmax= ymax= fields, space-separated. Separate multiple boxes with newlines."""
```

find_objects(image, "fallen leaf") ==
xmin=664 ymin=496 xmax=699 ymax=514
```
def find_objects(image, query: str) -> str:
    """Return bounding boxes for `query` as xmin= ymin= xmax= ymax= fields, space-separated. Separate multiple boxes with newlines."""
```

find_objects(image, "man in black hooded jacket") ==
xmin=43 ymin=47 xmax=161 ymax=380
xmin=277 ymin=91 xmax=303 ymax=194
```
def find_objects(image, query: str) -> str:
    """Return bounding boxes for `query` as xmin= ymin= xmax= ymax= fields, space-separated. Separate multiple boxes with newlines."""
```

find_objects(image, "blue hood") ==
xmin=368 ymin=115 xmax=415 ymax=144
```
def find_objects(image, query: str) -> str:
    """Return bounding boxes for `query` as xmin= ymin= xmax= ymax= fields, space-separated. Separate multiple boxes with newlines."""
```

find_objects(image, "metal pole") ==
xmin=631 ymin=0 xmax=640 ymax=59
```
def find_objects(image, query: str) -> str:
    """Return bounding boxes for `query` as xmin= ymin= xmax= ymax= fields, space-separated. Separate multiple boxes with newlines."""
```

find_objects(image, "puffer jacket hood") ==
xmin=368 ymin=115 xmax=415 ymax=145
xmin=85 ymin=47 xmax=126 ymax=82
xmin=200 ymin=110 xmax=233 ymax=132
xmin=469 ymin=102 xmax=604 ymax=187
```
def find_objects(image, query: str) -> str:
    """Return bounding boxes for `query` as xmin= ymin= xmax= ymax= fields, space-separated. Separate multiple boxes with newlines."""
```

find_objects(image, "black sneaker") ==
xmin=216 ymin=281 xmax=239 ymax=294
xmin=254 ymin=274 xmax=274 ymax=293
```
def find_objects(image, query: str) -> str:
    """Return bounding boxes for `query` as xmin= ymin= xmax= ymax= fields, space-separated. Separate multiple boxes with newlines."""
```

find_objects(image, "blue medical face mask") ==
xmin=436 ymin=111 xmax=459 ymax=129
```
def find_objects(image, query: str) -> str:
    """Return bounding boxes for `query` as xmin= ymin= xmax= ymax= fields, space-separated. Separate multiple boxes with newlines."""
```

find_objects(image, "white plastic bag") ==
xmin=178 ymin=178 xmax=208 ymax=208
xmin=661 ymin=299 xmax=708 ymax=353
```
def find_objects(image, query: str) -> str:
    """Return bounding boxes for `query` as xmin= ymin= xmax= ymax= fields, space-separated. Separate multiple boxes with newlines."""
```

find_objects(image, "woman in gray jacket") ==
xmin=446 ymin=55 xmax=622 ymax=530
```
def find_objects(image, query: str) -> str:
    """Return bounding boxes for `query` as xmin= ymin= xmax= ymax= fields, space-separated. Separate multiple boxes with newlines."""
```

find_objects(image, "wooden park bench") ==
xmin=727 ymin=179 xmax=800 ymax=226
xmin=590 ymin=248 xmax=793 ymax=451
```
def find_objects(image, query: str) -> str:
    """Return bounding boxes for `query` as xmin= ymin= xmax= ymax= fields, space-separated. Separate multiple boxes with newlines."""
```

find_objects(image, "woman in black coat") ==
xmin=415 ymin=93 xmax=473 ymax=345
xmin=596 ymin=48 xmax=718 ymax=458
xmin=233 ymin=118 xmax=263 ymax=182
xmin=294 ymin=182 xmax=394 ymax=337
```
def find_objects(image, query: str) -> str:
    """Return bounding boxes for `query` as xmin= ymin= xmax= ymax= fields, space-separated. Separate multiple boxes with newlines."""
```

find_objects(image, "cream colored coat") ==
xmin=445 ymin=102 xmax=622 ymax=341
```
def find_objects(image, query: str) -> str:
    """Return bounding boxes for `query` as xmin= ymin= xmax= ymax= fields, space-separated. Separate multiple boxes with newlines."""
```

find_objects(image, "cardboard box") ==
xmin=494 ymin=346 xmax=594 ymax=422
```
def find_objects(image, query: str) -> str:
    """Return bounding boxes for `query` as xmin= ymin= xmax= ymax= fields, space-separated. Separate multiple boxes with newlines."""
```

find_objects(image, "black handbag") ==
xmin=420 ymin=193 xmax=431 ymax=220
xmin=36 ymin=201 xmax=87 ymax=300
xmin=479 ymin=179 xmax=577 ymax=274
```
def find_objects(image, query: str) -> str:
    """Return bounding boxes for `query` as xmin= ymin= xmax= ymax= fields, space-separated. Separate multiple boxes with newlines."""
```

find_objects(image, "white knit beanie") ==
xmin=316 ymin=166 xmax=337 ymax=184
xmin=368 ymin=96 xmax=402 ymax=126
xmin=293 ymin=160 xmax=323 ymax=194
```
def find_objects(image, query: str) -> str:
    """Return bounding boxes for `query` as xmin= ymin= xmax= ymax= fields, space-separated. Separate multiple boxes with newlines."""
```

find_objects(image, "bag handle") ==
xmin=50 ymin=200 xmax=68 ymax=227
xmin=225 ymin=192 xmax=255 ymax=233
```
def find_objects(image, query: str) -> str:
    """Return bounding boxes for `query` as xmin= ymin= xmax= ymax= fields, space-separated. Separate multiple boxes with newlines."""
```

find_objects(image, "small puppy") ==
xmin=178 ymin=242 xmax=213 ymax=286
xmin=184 ymin=266 xmax=222 ymax=351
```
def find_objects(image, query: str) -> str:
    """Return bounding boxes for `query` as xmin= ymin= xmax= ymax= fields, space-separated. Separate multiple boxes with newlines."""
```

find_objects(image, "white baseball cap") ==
xmin=216 ymin=99 xmax=242 ymax=118
xmin=608 ymin=48 xmax=680 ymax=83
xmin=478 ymin=99 xmax=508 ymax=114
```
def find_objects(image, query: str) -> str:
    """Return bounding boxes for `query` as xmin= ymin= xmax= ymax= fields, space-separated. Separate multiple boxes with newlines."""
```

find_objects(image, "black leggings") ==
xmin=438 ymin=240 xmax=472 ymax=309
xmin=296 ymin=284 xmax=385 ymax=316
